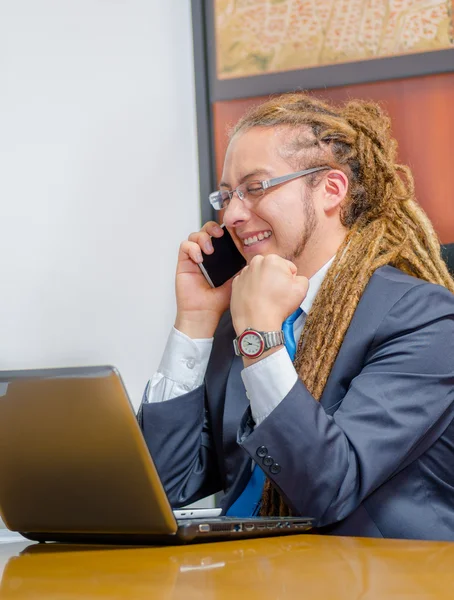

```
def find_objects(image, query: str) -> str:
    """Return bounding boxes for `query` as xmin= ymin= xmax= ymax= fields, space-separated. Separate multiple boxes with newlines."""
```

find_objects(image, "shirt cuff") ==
xmin=157 ymin=327 xmax=213 ymax=390
xmin=241 ymin=348 xmax=298 ymax=426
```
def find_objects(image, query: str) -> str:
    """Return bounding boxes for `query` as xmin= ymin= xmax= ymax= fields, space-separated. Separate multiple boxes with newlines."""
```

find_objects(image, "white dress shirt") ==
xmin=146 ymin=258 xmax=334 ymax=426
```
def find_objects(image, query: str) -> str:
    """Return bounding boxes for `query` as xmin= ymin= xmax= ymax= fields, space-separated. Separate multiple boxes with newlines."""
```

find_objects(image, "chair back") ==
xmin=441 ymin=244 xmax=454 ymax=274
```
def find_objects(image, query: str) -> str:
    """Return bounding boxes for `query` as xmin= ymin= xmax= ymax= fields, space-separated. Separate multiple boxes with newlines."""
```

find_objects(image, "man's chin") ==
xmin=244 ymin=247 xmax=279 ymax=263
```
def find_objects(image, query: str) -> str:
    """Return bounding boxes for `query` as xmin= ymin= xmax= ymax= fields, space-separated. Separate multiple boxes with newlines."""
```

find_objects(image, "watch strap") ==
xmin=262 ymin=330 xmax=285 ymax=350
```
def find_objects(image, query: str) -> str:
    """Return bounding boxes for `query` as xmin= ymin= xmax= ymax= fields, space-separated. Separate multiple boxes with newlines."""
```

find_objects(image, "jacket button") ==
xmin=263 ymin=455 xmax=274 ymax=467
xmin=270 ymin=463 xmax=281 ymax=474
xmin=256 ymin=446 xmax=268 ymax=458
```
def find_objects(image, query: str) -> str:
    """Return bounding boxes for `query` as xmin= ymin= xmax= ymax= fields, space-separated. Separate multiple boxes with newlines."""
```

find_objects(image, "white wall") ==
xmin=0 ymin=1 xmax=202 ymax=528
xmin=0 ymin=0 xmax=200 ymax=401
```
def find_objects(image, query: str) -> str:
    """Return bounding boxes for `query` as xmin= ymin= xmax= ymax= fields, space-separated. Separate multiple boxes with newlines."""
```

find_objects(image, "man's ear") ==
xmin=323 ymin=170 xmax=349 ymax=213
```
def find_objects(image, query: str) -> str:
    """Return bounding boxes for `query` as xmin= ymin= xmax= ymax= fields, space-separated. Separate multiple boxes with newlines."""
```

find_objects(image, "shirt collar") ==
xmin=300 ymin=256 xmax=335 ymax=315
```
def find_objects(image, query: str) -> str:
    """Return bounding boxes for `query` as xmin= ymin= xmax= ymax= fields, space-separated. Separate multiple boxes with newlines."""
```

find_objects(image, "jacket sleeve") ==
xmin=237 ymin=283 xmax=454 ymax=526
xmin=138 ymin=385 xmax=222 ymax=507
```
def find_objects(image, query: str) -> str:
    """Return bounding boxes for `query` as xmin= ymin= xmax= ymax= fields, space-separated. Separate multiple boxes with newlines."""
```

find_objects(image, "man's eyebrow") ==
xmin=219 ymin=169 xmax=272 ymax=189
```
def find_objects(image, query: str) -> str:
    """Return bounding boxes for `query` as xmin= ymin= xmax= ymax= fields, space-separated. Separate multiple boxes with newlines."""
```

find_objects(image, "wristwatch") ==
xmin=233 ymin=327 xmax=285 ymax=359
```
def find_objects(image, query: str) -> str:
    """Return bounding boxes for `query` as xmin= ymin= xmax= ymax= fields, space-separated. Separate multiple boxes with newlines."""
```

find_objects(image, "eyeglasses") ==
xmin=209 ymin=166 xmax=330 ymax=211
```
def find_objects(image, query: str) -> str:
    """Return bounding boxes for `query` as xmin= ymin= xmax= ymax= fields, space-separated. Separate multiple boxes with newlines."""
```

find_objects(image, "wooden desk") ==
xmin=1 ymin=534 xmax=454 ymax=599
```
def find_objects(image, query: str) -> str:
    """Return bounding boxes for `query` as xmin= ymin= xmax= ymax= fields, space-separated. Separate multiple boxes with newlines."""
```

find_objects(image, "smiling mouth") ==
xmin=243 ymin=231 xmax=272 ymax=247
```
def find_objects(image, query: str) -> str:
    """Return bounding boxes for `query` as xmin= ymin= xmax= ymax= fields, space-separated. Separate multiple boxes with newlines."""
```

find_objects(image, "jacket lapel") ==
xmin=204 ymin=311 xmax=242 ymax=487
xmin=223 ymin=355 xmax=251 ymax=487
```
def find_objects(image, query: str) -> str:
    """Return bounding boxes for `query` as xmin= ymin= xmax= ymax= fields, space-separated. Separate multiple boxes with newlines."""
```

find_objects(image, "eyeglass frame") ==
xmin=209 ymin=166 xmax=331 ymax=211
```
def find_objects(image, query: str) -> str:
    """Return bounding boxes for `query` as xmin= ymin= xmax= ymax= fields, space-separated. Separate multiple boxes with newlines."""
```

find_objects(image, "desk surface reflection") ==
xmin=0 ymin=534 xmax=453 ymax=599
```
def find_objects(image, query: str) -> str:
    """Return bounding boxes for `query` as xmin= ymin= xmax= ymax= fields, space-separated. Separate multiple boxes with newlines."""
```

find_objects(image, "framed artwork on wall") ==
xmin=211 ymin=0 xmax=454 ymax=100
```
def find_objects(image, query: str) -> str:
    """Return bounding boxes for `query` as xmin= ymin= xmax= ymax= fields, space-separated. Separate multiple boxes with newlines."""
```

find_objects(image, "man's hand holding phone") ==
xmin=174 ymin=222 xmax=245 ymax=339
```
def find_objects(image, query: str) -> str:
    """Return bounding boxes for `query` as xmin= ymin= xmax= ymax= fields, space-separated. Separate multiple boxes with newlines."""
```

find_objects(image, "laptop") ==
xmin=0 ymin=366 xmax=313 ymax=544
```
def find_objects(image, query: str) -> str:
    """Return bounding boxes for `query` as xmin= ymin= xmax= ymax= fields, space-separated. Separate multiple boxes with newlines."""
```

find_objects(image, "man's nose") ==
xmin=222 ymin=191 xmax=251 ymax=227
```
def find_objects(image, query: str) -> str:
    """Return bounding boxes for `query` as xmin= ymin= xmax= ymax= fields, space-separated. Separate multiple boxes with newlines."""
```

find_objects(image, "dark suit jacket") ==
xmin=140 ymin=265 xmax=454 ymax=540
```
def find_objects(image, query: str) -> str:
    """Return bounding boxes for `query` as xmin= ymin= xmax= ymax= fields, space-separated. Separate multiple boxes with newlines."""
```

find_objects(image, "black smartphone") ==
xmin=198 ymin=225 xmax=246 ymax=287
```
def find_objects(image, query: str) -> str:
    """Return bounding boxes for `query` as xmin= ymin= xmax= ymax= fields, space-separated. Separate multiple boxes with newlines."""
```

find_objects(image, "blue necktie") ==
xmin=282 ymin=307 xmax=303 ymax=361
xmin=226 ymin=307 xmax=303 ymax=517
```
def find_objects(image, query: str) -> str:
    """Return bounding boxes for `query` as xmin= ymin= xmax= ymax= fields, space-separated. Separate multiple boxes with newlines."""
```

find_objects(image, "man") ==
xmin=139 ymin=93 xmax=454 ymax=540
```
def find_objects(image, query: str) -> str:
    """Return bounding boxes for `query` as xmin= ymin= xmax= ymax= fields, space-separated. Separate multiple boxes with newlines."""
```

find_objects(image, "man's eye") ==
xmin=246 ymin=184 xmax=263 ymax=196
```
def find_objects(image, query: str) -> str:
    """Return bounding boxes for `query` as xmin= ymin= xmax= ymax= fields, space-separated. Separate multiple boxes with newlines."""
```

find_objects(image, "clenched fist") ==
xmin=230 ymin=254 xmax=309 ymax=338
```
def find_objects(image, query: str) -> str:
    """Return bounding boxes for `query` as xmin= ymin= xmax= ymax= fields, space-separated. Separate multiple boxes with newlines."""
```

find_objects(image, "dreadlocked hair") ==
xmin=230 ymin=92 xmax=454 ymax=517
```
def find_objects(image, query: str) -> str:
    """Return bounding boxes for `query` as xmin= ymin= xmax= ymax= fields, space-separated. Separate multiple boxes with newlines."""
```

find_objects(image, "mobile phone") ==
xmin=173 ymin=508 xmax=222 ymax=519
xmin=198 ymin=225 xmax=246 ymax=287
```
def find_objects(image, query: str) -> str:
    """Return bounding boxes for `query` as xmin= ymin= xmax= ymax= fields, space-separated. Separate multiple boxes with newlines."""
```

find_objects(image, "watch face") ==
xmin=238 ymin=330 xmax=265 ymax=358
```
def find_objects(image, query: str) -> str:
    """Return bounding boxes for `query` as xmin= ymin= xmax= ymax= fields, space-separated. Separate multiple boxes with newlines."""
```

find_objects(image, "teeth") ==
xmin=243 ymin=231 xmax=272 ymax=246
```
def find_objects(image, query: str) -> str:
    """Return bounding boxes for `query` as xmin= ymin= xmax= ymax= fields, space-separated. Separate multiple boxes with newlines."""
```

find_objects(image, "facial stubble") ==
xmin=285 ymin=188 xmax=317 ymax=262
